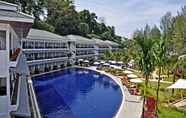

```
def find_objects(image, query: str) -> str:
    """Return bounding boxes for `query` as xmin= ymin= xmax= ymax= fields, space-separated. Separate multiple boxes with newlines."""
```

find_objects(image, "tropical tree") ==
xmin=101 ymin=50 xmax=113 ymax=60
xmin=154 ymin=37 xmax=166 ymax=117
xmin=134 ymin=26 xmax=156 ymax=95
xmin=160 ymin=12 xmax=175 ymax=54
xmin=112 ymin=51 xmax=123 ymax=61
xmin=172 ymin=14 xmax=186 ymax=55
xmin=134 ymin=26 xmax=156 ymax=117
xmin=79 ymin=10 xmax=97 ymax=33
xmin=78 ymin=22 xmax=90 ymax=36
xmin=146 ymin=25 xmax=166 ymax=116
xmin=167 ymin=55 xmax=180 ymax=95
xmin=33 ymin=21 xmax=55 ymax=32
xmin=150 ymin=25 xmax=161 ymax=40
xmin=46 ymin=0 xmax=79 ymax=35
xmin=101 ymin=31 xmax=113 ymax=40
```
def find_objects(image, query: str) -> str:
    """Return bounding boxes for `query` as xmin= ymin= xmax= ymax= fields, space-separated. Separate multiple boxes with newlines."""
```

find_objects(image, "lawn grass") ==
xmin=158 ymin=106 xmax=186 ymax=118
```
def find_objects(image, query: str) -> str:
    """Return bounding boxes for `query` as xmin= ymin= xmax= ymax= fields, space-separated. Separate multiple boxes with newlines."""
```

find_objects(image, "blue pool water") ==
xmin=32 ymin=68 xmax=123 ymax=118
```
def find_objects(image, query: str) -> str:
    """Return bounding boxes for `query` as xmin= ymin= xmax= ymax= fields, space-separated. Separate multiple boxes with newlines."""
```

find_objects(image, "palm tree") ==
xmin=165 ymin=55 xmax=179 ymax=95
xmin=154 ymin=38 xmax=166 ymax=117
xmin=102 ymin=50 xmax=113 ymax=60
xmin=134 ymin=27 xmax=156 ymax=117
xmin=134 ymin=28 xmax=155 ymax=92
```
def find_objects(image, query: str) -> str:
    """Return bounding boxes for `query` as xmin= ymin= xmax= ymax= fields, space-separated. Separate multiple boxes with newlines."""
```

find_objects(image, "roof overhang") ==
xmin=0 ymin=1 xmax=19 ymax=11
xmin=0 ymin=15 xmax=34 ymax=23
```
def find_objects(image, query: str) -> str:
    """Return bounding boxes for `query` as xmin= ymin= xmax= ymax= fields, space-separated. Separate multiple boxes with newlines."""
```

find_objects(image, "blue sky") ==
xmin=75 ymin=0 xmax=186 ymax=38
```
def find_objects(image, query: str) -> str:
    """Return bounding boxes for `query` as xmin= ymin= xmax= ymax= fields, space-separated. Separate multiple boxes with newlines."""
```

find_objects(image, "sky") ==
xmin=75 ymin=0 xmax=186 ymax=38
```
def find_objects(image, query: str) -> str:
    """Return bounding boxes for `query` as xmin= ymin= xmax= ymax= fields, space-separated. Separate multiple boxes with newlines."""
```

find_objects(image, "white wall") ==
xmin=0 ymin=51 xmax=8 ymax=77
xmin=0 ymin=24 xmax=9 ymax=77
xmin=0 ymin=96 xmax=9 ymax=118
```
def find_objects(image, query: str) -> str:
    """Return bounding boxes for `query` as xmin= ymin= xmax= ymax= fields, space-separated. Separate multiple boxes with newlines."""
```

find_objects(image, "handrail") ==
xmin=10 ymin=74 xmax=19 ymax=105
xmin=28 ymin=77 xmax=41 ymax=118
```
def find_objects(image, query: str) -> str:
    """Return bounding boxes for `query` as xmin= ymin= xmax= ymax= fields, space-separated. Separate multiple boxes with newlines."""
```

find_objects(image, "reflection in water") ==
xmin=93 ymin=74 xmax=99 ymax=78
xmin=83 ymin=70 xmax=89 ymax=74
xmin=32 ymin=68 xmax=122 ymax=118
xmin=77 ymin=70 xmax=83 ymax=74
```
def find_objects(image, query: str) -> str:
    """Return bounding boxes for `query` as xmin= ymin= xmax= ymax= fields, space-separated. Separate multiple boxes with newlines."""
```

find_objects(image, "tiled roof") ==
xmin=0 ymin=1 xmax=33 ymax=23
xmin=27 ymin=29 xmax=67 ymax=41
xmin=92 ymin=38 xmax=108 ymax=45
xmin=0 ymin=10 xmax=33 ymax=19
xmin=105 ymin=40 xmax=119 ymax=46
xmin=67 ymin=35 xmax=94 ymax=43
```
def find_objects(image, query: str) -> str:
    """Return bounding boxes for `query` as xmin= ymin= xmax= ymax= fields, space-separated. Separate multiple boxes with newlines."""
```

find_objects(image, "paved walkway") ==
xmin=171 ymin=99 xmax=186 ymax=107
xmin=149 ymin=79 xmax=172 ymax=84
xmin=123 ymin=86 xmax=144 ymax=118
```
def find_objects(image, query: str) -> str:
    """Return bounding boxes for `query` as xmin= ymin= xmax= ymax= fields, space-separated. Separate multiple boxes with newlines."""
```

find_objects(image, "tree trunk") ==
xmin=142 ymin=96 xmax=146 ymax=118
xmin=144 ymin=74 xmax=149 ymax=95
xmin=142 ymin=74 xmax=148 ymax=118
xmin=172 ymin=73 xmax=176 ymax=96
xmin=155 ymin=67 xmax=161 ymax=117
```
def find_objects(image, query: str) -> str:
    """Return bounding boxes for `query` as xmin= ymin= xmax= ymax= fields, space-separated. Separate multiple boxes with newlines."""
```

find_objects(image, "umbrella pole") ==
xmin=181 ymin=89 xmax=183 ymax=100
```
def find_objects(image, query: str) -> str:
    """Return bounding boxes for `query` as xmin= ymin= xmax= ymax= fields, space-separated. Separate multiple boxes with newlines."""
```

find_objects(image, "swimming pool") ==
xmin=32 ymin=68 xmax=123 ymax=118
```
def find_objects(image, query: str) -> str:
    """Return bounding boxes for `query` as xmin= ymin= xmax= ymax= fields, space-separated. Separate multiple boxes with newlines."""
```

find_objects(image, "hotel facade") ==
xmin=0 ymin=1 xmax=119 ymax=118
xmin=22 ymin=30 xmax=119 ymax=76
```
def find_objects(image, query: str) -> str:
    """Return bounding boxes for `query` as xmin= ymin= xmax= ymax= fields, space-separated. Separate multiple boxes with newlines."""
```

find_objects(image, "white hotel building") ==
xmin=22 ymin=32 xmax=119 ymax=76
xmin=22 ymin=29 xmax=70 ymax=75
xmin=0 ymin=1 xmax=119 ymax=118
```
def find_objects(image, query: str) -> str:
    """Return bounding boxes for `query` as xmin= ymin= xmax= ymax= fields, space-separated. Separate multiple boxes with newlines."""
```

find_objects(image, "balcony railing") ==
xmin=10 ymin=75 xmax=19 ymax=105
xmin=28 ymin=77 xmax=41 ymax=118
xmin=26 ymin=55 xmax=68 ymax=61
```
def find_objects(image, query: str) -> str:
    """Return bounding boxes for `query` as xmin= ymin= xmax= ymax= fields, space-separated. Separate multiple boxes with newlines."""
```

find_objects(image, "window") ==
xmin=0 ymin=78 xmax=7 ymax=96
xmin=22 ymin=41 xmax=26 ymax=49
xmin=0 ymin=31 xmax=6 ymax=50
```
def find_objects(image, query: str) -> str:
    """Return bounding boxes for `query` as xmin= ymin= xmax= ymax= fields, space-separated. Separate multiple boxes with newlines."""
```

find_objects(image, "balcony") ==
xmin=9 ymin=48 xmax=22 ymax=68
xmin=27 ymin=57 xmax=69 ymax=65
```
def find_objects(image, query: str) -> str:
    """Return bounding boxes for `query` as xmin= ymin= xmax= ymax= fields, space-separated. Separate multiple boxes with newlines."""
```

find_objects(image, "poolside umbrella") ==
xmin=103 ymin=63 xmax=110 ymax=66
xmin=123 ymin=70 xmax=133 ymax=74
xmin=167 ymin=79 xmax=186 ymax=99
xmin=84 ymin=60 xmax=89 ymax=63
xmin=167 ymin=79 xmax=186 ymax=89
xmin=178 ymin=54 xmax=186 ymax=60
xmin=100 ymin=61 xmax=105 ymax=64
xmin=118 ymin=61 xmax=123 ymax=64
xmin=78 ymin=59 xmax=83 ymax=62
xmin=108 ymin=60 xmax=113 ymax=63
xmin=130 ymin=78 xmax=143 ymax=83
xmin=110 ymin=65 xmax=115 ymax=68
xmin=111 ymin=61 xmax=116 ymax=64
xmin=127 ymin=74 xmax=138 ymax=78
xmin=93 ymin=62 xmax=100 ymax=65
xmin=110 ymin=65 xmax=122 ymax=69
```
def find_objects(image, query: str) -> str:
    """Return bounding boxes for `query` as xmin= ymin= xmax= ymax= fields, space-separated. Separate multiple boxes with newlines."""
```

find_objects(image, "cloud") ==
xmin=75 ymin=0 xmax=186 ymax=38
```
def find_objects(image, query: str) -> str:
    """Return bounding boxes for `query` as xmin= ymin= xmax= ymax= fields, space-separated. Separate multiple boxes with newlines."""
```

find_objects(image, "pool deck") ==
xmin=87 ymin=66 xmax=143 ymax=118
xmin=123 ymin=87 xmax=143 ymax=118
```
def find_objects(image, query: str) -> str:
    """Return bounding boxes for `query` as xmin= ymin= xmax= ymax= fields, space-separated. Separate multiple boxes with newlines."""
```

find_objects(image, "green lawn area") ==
xmin=138 ymin=81 xmax=186 ymax=118
xmin=158 ymin=106 xmax=186 ymax=118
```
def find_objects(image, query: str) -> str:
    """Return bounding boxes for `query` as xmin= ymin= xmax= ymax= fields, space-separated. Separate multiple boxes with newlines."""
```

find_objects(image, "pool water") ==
xmin=32 ymin=68 xmax=123 ymax=118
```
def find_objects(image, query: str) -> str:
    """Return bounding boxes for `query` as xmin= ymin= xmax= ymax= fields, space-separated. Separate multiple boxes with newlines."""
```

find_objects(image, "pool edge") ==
xmin=31 ymin=66 xmax=125 ymax=118
xmin=85 ymin=66 xmax=125 ymax=118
